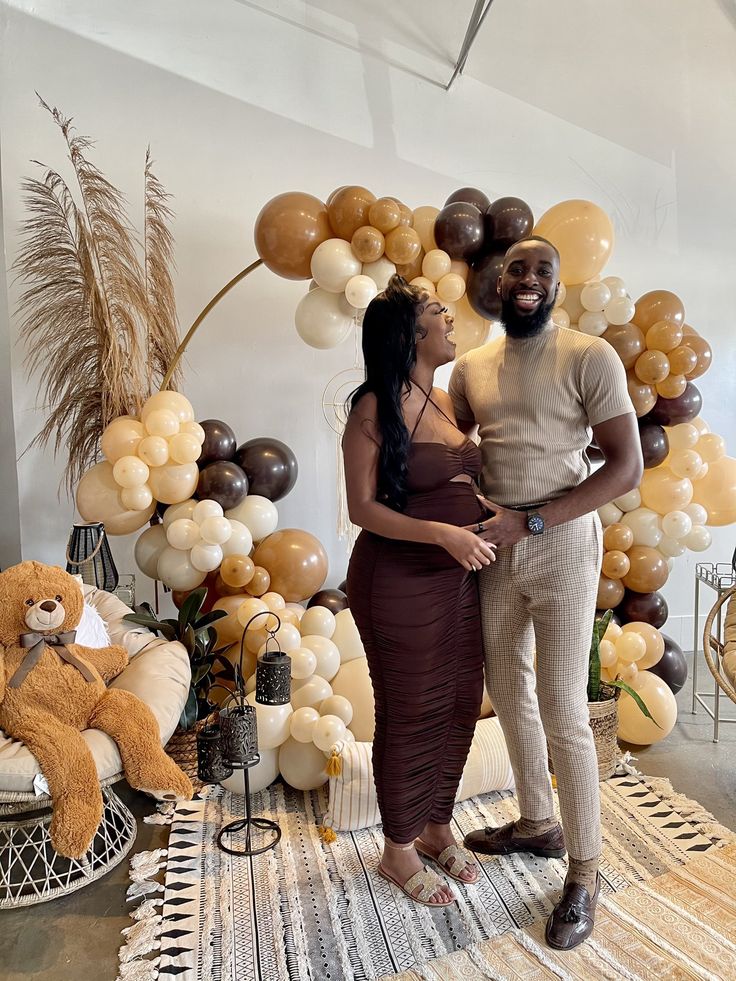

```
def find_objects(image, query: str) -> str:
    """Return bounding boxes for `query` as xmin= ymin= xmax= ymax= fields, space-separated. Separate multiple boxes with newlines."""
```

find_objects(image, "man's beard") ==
xmin=500 ymin=295 xmax=556 ymax=339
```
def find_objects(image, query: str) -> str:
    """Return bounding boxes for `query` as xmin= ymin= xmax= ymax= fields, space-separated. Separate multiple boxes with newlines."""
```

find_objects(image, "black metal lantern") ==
xmin=65 ymin=522 xmax=119 ymax=592
xmin=196 ymin=722 xmax=234 ymax=784
xmin=219 ymin=699 xmax=259 ymax=768
xmin=253 ymin=612 xmax=292 ymax=705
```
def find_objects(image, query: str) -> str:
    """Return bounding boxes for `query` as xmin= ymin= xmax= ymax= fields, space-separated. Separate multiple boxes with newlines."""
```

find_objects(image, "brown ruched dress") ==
xmin=346 ymin=399 xmax=486 ymax=844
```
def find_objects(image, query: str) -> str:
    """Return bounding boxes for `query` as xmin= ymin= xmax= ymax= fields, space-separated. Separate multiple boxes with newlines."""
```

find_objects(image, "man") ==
xmin=449 ymin=236 xmax=642 ymax=950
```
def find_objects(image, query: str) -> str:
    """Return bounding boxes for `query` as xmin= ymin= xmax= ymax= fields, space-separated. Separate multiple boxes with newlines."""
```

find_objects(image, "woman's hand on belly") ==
xmin=435 ymin=524 xmax=496 ymax=572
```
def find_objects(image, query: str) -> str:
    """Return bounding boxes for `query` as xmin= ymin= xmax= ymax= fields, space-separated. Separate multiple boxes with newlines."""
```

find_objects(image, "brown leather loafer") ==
xmin=463 ymin=821 xmax=566 ymax=858
xmin=545 ymin=874 xmax=600 ymax=950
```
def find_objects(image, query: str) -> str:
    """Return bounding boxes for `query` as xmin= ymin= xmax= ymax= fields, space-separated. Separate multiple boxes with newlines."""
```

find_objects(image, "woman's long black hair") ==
xmin=349 ymin=274 xmax=427 ymax=511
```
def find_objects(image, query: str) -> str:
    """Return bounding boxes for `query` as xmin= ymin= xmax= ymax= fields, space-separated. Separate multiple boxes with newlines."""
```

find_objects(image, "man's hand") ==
xmin=475 ymin=495 xmax=530 ymax=548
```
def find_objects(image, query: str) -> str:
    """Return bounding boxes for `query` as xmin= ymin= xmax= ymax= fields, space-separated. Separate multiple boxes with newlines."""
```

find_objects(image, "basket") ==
xmin=549 ymin=695 xmax=619 ymax=782
xmin=165 ymin=717 xmax=211 ymax=793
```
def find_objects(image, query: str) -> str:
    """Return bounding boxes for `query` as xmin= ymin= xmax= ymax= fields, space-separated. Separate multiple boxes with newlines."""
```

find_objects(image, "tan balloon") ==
xmin=621 ymin=622 xmax=664 ymax=669
xmin=253 ymin=529 xmax=328 ymax=602
xmin=168 ymin=433 xmax=202 ymax=465
xmin=640 ymin=467 xmax=693 ymax=515
xmin=561 ymin=282 xmax=586 ymax=324
xmin=246 ymin=566 xmax=271 ymax=597
xmin=141 ymin=390 xmax=195 ymax=425
xmin=213 ymin=595 xmax=250 ymax=645
xmin=646 ymin=320 xmax=683 ymax=354
xmin=395 ymin=249 xmax=425 ymax=283
xmin=422 ymin=249 xmax=452 ymax=282
xmin=453 ymin=294 xmax=492 ymax=358
xmin=656 ymin=374 xmax=686 ymax=399
xmin=632 ymin=291 xmax=685 ymax=332
xmin=383 ymin=225 xmax=422 ymax=265
xmin=101 ymin=417 xmax=145 ymax=464
xmin=691 ymin=456 xmax=736 ymax=526
xmin=634 ymin=350 xmax=670 ymax=385
xmin=596 ymin=574 xmax=625 ymax=610
xmin=627 ymin=375 xmax=657 ymax=417
xmin=147 ymin=462 xmax=199 ymax=505
xmin=603 ymin=522 xmax=634 ymax=552
xmin=76 ymin=461 xmax=155 ymax=536
xmin=368 ymin=197 xmax=401 ymax=234
xmin=450 ymin=259 xmax=469 ymax=282
xmin=615 ymin=632 xmax=647 ymax=663
xmin=411 ymin=205 xmax=440 ymax=253
xmin=668 ymin=345 xmax=697 ymax=376
xmin=331 ymin=657 xmax=375 ymax=741
xmin=682 ymin=332 xmax=712 ymax=379
xmin=603 ymin=322 xmax=646 ymax=370
xmin=221 ymin=554 xmax=255 ymax=589
xmin=533 ymin=200 xmax=614 ymax=284
xmin=601 ymin=549 xmax=630 ymax=580
xmin=350 ymin=225 xmax=385 ymax=263
xmin=437 ymin=272 xmax=466 ymax=303
xmin=621 ymin=546 xmax=669 ymax=593
xmin=255 ymin=191 xmax=333 ymax=279
xmin=137 ymin=435 xmax=170 ymax=468
xmin=617 ymin=670 xmax=677 ymax=745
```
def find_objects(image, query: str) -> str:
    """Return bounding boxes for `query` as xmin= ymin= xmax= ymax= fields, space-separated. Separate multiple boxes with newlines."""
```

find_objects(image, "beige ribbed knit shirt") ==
xmin=449 ymin=325 xmax=633 ymax=506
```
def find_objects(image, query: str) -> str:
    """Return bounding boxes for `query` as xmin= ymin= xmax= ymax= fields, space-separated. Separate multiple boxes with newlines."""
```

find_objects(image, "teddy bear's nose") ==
xmin=40 ymin=600 xmax=57 ymax=613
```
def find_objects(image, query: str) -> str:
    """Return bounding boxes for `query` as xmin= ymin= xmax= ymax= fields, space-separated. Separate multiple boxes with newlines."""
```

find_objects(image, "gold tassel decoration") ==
xmin=326 ymin=747 xmax=343 ymax=777
xmin=318 ymin=825 xmax=337 ymax=844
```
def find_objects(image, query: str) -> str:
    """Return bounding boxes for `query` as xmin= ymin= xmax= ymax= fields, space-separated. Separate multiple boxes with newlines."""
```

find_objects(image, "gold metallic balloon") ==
xmin=253 ymin=529 xmax=328 ymax=602
xmin=632 ymin=290 xmax=685 ymax=331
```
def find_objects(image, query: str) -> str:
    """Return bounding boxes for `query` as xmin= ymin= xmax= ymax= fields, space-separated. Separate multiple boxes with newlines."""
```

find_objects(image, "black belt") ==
xmin=505 ymin=501 xmax=551 ymax=512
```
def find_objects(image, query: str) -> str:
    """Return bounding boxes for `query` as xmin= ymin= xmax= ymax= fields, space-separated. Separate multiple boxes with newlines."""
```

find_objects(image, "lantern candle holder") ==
xmin=65 ymin=522 xmax=119 ymax=592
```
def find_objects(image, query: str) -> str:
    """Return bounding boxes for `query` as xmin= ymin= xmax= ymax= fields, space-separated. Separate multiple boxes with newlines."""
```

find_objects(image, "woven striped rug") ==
xmin=118 ymin=775 xmax=735 ymax=981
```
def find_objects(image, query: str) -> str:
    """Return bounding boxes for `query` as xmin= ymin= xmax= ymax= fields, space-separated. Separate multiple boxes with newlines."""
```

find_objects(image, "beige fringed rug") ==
xmin=117 ymin=774 xmax=735 ymax=981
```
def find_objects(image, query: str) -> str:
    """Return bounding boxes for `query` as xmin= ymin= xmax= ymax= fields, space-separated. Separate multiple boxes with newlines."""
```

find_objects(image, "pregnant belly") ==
xmin=404 ymin=481 xmax=485 ymax=526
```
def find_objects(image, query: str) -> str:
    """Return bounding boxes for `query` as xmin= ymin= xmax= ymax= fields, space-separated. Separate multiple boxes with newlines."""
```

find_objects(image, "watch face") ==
xmin=527 ymin=513 xmax=545 ymax=535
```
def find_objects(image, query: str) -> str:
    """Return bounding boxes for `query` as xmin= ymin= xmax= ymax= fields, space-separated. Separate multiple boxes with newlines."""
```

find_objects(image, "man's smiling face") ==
xmin=497 ymin=239 xmax=560 ymax=338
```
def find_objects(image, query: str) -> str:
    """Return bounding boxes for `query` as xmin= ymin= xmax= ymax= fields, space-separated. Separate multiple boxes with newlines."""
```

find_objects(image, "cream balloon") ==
xmin=191 ymin=499 xmax=222 ymax=523
xmin=237 ymin=597 xmax=270 ymax=630
xmin=299 ymin=606 xmax=336 ymax=639
xmin=603 ymin=621 xmax=623 ymax=641
xmin=290 ymin=648 xmax=318 ymax=680
xmin=621 ymin=507 xmax=663 ymax=547
xmin=310 ymin=238 xmax=362 ymax=293
xmin=604 ymin=296 xmax=635 ymax=326
xmin=246 ymin=690 xmax=292 ymax=749
xmin=697 ymin=433 xmax=725 ymax=463
xmin=578 ymin=311 xmax=608 ymax=337
xmin=312 ymin=715 xmax=348 ymax=753
xmin=290 ymin=706 xmax=320 ymax=743
xmin=602 ymin=276 xmax=627 ymax=299
xmin=112 ymin=456 xmax=149 ymax=489
xmin=262 ymin=591 xmax=286 ymax=612
xmin=344 ymin=274 xmax=378 ymax=309
xmin=190 ymin=542 xmax=223 ymax=573
xmin=615 ymin=632 xmax=647 ymax=663
xmin=285 ymin=603 xmax=306 ymax=620
xmin=181 ymin=421 xmax=206 ymax=443
xmin=598 ymin=639 xmax=617 ymax=668
xmin=684 ymin=502 xmax=708 ymax=525
xmin=332 ymin=609 xmax=366 ymax=663
xmin=621 ymin=622 xmax=664 ymax=670
xmin=361 ymin=256 xmax=396 ymax=290
xmin=168 ymin=433 xmax=202 ymax=465
xmin=144 ymin=409 xmax=179 ymax=438
xmin=226 ymin=495 xmax=279 ymax=542
xmin=101 ymin=417 xmax=145 ymax=463
xmin=163 ymin=499 xmax=197 ymax=529
xmin=166 ymin=518 xmax=201 ymax=550
xmin=667 ymin=423 xmax=699 ymax=450
xmin=220 ymin=746 xmax=278 ymax=794
xmin=148 ymin=462 xmax=199 ymax=505
xmin=141 ymin=390 xmax=195 ymax=425
xmin=221 ymin=519 xmax=253 ymax=558
xmin=437 ymin=273 xmax=466 ymax=303
xmin=295 ymin=287 xmax=353 ymax=349
xmin=331 ymin=658 xmax=374 ymax=741
xmin=409 ymin=276 xmax=435 ymax=293
xmin=449 ymin=259 xmax=469 ymax=282
xmin=657 ymin=535 xmax=686 ymax=558
xmin=683 ymin=525 xmax=712 ymax=551
xmin=137 ymin=435 xmax=170 ymax=468
xmin=300 ymin=636 xmax=340 ymax=682
xmin=121 ymin=484 xmax=154 ymax=512
xmin=422 ymin=249 xmax=452 ymax=282
xmin=157 ymin=546 xmax=207 ymax=590
xmin=661 ymin=510 xmax=692 ymax=540
xmin=76 ymin=461 xmax=155 ymax=536
xmin=262 ymin=623 xmax=302 ymax=654
xmin=278 ymin=738 xmax=328 ymax=790
xmin=290 ymin=676 xmax=333 ymax=711
xmin=598 ymin=502 xmax=623 ymax=526
xmin=614 ymin=489 xmax=642 ymax=512
xmin=580 ymin=282 xmax=611 ymax=312
xmin=552 ymin=308 xmax=570 ymax=329
xmin=319 ymin=695 xmax=353 ymax=726
xmin=199 ymin=515 xmax=233 ymax=545
xmin=617 ymin=670 xmax=677 ymax=745
xmin=412 ymin=205 xmax=440 ymax=253
xmin=134 ymin=523 xmax=169 ymax=578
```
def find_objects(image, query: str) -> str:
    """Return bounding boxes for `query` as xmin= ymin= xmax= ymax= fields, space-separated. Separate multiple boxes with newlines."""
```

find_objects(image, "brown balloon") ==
xmin=197 ymin=461 xmax=248 ymax=510
xmin=214 ymin=574 xmax=246 ymax=597
xmin=601 ymin=550 xmax=630 ymax=580
xmin=307 ymin=588 xmax=349 ymax=613
xmin=484 ymin=196 xmax=534 ymax=248
xmin=638 ymin=419 xmax=669 ymax=469
xmin=681 ymin=331 xmax=712 ymax=379
xmin=234 ymin=437 xmax=298 ymax=502
xmin=668 ymin=345 xmax=698 ymax=376
xmin=445 ymin=187 xmax=491 ymax=213
xmin=395 ymin=249 xmax=425 ymax=282
xmin=254 ymin=191 xmax=332 ymax=280
xmin=632 ymin=290 xmax=685 ymax=332
xmin=597 ymin=574 xmax=625 ymax=609
xmin=617 ymin=589 xmax=668 ymax=628
xmin=220 ymin=554 xmax=255 ymax=589
xmin=172 ymin=571 xmax=220 ymax=613
xmin=253 ymin=528 xmax=328 ymax=602
xmin=368 ymin=197 xmax=402 ymax=234
xmin=394 ymin=201 xmax=413 ymax=227
xmin=648 ymin=382 xmax=702 ymax=426
xmin=466 ymin=249 xmax=504 ymax=320
xmin=198 ymin=419 xmax=237 ymax=466
xmin=656 ymin=374 xmax=687 ymax=399
xmin=384 ymin=226 xmax=422 ymax=265
xmin=328 ymin=186 xmax=376 ymax=240
xmin=434 ymin=202 xmax=485 ymax=261
xmin=326 ymin=185 xmax=348 ymax=207
xmin=634 ymin=349 xmax=670 ymax=384
xmin=603 ymin=523 xmax=634 ymax=552
xmin=621 ymin=546 xmax=669 ymax=593
xmin=646 ymin=320 xmax=683 ymax=353
xmin=246 ymin=566 xmax=271 ymax=597
xmin=602 ymin=322 xmax=646 ymax=369
xmin=627 ymin=375 xmax=657 ymax=418
xmin=351 ymin=225 xmax=385 ymax=263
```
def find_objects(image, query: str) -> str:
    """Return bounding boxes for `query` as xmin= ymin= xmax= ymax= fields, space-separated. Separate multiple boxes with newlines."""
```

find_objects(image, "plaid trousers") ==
xmin=478 ymin=511 xmax=603 ymax=861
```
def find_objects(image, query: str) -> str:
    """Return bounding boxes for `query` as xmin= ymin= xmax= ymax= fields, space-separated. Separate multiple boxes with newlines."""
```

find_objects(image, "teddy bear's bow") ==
xmin=10 ymin=631 xmax=96 ymax=688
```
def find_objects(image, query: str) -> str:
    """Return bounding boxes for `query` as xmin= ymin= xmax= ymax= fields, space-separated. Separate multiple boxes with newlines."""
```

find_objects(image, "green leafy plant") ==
xmin=588 ymin=610 xmax=660 ymax=726
xmin=123 ymin=587 xmax=235 ymax=729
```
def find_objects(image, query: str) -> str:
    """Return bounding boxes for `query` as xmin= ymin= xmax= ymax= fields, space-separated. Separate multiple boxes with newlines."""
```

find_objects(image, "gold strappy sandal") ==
xmin=377 ymin=841 xmax=456 ymax=907
xmin=414 ymin=838 xmax=480 ymax=884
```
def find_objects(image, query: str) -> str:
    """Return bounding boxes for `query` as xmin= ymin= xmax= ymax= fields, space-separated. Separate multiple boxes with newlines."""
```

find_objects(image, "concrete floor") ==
xmin=1 ymin=652 xmax=735 ymax=981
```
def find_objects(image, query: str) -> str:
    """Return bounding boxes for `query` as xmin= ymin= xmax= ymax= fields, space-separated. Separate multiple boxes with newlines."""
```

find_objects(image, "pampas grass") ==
xmin=14 ymin=97 xmax=181 ymax=493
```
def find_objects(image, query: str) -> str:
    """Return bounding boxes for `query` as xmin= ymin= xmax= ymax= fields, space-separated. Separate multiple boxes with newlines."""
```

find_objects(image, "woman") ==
xmin=343 ymin=276 xmax=495 ymax=907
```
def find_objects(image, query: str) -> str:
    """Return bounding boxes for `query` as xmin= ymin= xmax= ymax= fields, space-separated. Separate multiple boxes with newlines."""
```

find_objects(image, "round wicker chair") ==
xmin=702 ymin=585 xmax=736 ymax=708
xmin=0 ymin=585 xmax=190 ymax=908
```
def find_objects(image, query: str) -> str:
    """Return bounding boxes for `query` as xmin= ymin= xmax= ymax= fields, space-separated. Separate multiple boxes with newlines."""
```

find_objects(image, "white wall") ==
xmin=1 ymin=0 xmax=734 ymax=642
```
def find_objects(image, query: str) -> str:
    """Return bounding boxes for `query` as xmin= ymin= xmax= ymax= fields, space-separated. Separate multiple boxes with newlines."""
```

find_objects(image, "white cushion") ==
xmin=323 ymin=717 xmax=514 ymax=832
xmin=0 ymin=584 xmax=191 ymax=794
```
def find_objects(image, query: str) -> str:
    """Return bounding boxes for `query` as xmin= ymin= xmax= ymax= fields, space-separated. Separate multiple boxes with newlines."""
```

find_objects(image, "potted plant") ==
xmin=124 ymin=588 xmax=236 ymax=779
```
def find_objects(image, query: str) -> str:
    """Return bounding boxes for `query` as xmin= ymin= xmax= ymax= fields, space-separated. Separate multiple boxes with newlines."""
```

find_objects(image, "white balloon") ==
xmin=192 ymin=499 xmax=224 ymax=524
xmin=157 ymin=546 xmax=207 ymax=590
xmin=300 ymin=636 xmax=341 ymax=682
xmin=278 ymin=738 xmax=327 ymax=790
xmin=190 ymin=542 xmax=224 ymax=572
xmin=621 ymin=507 xmax=663 ymax=548
xmin=578 ymin=310 xmax=609 ymax=336
xmin=295 ymin=288 xmax=353 ymax=349
xmin=344 ymin=274 xmax=378 ymax=309
xmin=290 ymin=675 xmax=333 ymax=710
xmin=259 ymin=623 xmax=301 ymax=654
xmin=299 ymin=606 xmax=336 ymax=639
xmin=683 ymin=525 xmax=712 ymax=552
xmin=245 ymin=673 xmax=257 ymax=694
xmin=166 ymin=518 xmax=201 ymax=550
xmin=598 ymin=502 xmax=624 ymax=527
xmin=285 ymin=603 xmax=306 ymax=620
xmin=246 ymin=690 xmax=292 ymax=749
xmin=580 ymin=282 xmax=611 ymax=313
xmin=614 ymin=488 xmax=642 ymax=513
xmin=319 ymin=695 xmax=353 ymax=726
xmin=227 ymin=495 xmax=279 ymax=542
xmin=362 ymin=256 xmax=396 ymax=290
xmin=121 ymin=484 xmax=154 ymax=512
xmin=332 ymin=609 xmax=366 ymax=663
xmin=290 ymin=706 xmax=320 ymax=743
xmin=112 ymin=455 xmax=149 ymax=489
xmin=134 ymin=524 xmax=169 ymax=579
xmin=657 ymin=534 xmax=687 ymax=558
xmin=163 ymin=499 xmax=197 ymax=529
xmin=220 ymin=746 xmax=279 ymax=794
xmin=220 ymin=519 xmax=253 ymax=557
xmin=312 ymin=714 xmax=348 ymax=753
xmin=601 ymin=276 xmax=628 ymax=299
xmin=684 ymin=503 xmax=708 ymax=526
xmin=198 ymin=515 xmax=232 ymax=545
xmin=310 ymin=238 xmax=361 ymax=293
xmin=604 ymin=296 xmax=635 ymax=326
xmin=661 ymin=510 xmax=693 ymax=540
xmin=290 ymin=648 xmax=318 ymax=680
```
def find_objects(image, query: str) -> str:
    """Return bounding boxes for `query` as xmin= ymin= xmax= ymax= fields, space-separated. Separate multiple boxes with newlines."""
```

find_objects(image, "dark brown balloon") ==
xmin=638 ymin=418 xmax=669 ymax=469
xmin=337 ymin=578 xmax=348 ymax=594
xmin=197 ymin=461 xmax=248 ymax=510
xmin=198 ymin=419 xmax=237 ymax=466
xmin=616 ymin=589 xmax=668 ymax=628
xmin=466 ymin=249 xmax=504 ymax=321
xmin=445 ymin=187 xmax=491 ymax=213
xmin=307 ymin=588 xmax=349 ymax=613
xmin=434 ymin=202 xmax=485 ymax=261
xmin=648 ymin=382 xmax=702 ymax=426
xmin=234 ymin=438 xmax=298 ymax=502
xmin=648 ymin=635 xmax=688 ymax=693
xmin=485 ymin=196 xmax=534 ymax=248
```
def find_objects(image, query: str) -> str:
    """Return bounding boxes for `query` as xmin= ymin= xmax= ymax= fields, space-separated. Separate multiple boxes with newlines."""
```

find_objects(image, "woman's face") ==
xmin=415 ymin=295 xmax=456 ymax=366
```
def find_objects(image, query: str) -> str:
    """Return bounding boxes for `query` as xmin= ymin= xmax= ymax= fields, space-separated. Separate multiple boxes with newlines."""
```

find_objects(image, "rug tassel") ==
xmin=326 ymin=747 xmax=343 ymax=777
xmin=318 ymin=825 xmax=337 ymax=844
xmin=119 ymin=917 xmax=162 ymax=962
xmin=116 ymin=955 xmax=160 ymax=981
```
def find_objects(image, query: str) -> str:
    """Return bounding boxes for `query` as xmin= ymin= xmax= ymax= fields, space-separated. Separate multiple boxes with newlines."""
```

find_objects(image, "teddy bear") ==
xmin=0 ymin=560 xmax=193 ymax=859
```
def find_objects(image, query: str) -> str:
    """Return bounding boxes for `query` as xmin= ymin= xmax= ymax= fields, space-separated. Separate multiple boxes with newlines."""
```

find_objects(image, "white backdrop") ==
xmin=1 ymin=0 xmax=734 ymax=643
